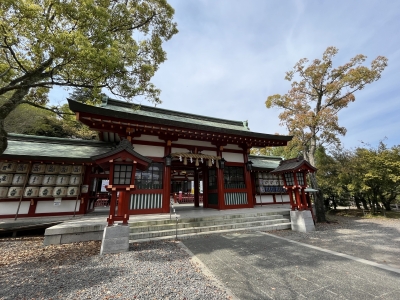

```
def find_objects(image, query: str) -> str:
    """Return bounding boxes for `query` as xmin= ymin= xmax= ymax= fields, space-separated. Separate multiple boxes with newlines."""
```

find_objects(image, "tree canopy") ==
xmin=0 ymin=0 xmax=178 ymax=154
xmin=316 ymin=143 xmax=400 ymax=212
xmin=265 ymin=46 xmax=388 ymax=222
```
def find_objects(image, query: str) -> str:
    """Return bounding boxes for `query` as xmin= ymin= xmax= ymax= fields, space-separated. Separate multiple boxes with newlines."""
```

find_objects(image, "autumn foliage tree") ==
xmin=0 ymin=0 xmax=178 ymax=154
xmin=266 ymin=46 xmax=388 ymax=222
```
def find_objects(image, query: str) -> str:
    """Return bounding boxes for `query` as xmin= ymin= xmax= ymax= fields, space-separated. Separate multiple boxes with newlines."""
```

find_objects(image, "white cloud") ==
xmin=49 ymin=0 xmax=400 ymax=150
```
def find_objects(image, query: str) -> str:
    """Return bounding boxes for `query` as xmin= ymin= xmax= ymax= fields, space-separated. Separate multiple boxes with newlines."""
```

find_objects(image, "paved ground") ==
xmin=270 ymin=216 xmax=400 ymax=270
xmin=182 ymin=230 xmax=400 ymax=299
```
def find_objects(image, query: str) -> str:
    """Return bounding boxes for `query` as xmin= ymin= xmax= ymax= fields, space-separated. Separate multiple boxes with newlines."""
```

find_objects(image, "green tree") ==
xmin=265 ymin=46 xmax=388 ymax=222
xmin=250 ymin=145 xmax=299 ymax=159
xmin=0 ymin=0 xmax=178 ymax=154
xmin=355 ymin=143 xmax=400 ymax=211
xmin=4 ymin=102 xmax=96 ymax=139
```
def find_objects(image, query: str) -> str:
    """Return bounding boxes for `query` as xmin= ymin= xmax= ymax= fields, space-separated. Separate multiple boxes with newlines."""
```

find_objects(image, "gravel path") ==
xmin=0 ymin=238 xmax=230 ymax=300
xmin=269 ymin=216 xmax=400 ymax=269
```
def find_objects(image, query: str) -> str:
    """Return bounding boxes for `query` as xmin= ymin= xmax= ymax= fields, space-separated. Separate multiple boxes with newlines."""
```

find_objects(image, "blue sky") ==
xmin=50 ymin=0 xmax=400 ymax=150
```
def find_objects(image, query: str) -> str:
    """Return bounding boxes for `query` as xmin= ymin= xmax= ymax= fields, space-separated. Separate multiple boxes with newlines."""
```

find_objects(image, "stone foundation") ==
xmin=290 ymin=210 xmax=315 ymax=233
xmin=100 ymin=224 xmax=130 ymax=255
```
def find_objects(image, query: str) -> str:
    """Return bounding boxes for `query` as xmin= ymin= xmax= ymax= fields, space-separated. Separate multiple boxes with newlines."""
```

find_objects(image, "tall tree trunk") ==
xmin=360 ymin=198 xmax=368 ymax=210
xmin=306 ymin=133 xmax=326 ymax=222
xmin=0 ymin=87 xmax=31 ymax=155
xmin=309 ymin=173 xmax=327 ymax=222
xmin=354 ymin=195 xmax=361 ymax=209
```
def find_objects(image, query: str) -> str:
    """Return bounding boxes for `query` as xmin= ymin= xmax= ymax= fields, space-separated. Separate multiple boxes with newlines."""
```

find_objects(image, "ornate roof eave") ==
xmin=68 ymin=100 xmax=293 ymax=145
xmin=270 ymin=158 xmax=317 ymax=174
xmin=91 ymin=139 xmax=152 ymax=170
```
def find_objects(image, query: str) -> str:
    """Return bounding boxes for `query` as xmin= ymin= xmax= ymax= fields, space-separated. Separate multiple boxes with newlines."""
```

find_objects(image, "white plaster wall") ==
xmin=0 ymin=201 xmax=29 ymax=215
xmin=171 ymin=147 xmax=189 ymax=153
xmin=35 ymin=200 xmax=78 ymax=213
xmin=224 ymin=144 xmax=241 ymax=150
xmin=201 ymin=150 xmax=217 ymax=156
xmin=255 ymin=195 xmax=274 ymax=203
xmin=132 ymin=144 xmax=164 ymax=157
xmin=222 ymin=152 xmax=244 ymax=163
xmin=275 ymin=194 xmax=290 ymax=203
xmin=175 ymin=139 xmax=213 ymax=147
xmin=133 ymin=135 xmax=163 ymax=142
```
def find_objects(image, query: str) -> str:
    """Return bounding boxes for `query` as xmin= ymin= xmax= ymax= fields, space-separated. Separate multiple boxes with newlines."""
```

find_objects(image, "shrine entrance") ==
xmin=170 ymin=167 xmax=204 ymax=207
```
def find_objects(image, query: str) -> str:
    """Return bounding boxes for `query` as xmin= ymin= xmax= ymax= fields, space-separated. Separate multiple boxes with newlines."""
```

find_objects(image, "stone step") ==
xmin=129 ymin=218 xmax=290 ymax=240
xmin=129 ymin=214 xmax=286 ymax=233
xmin=128 ymin=210 xmax=290 ymax=227
xmin=129 ymin=222 xmax=291 ymax=243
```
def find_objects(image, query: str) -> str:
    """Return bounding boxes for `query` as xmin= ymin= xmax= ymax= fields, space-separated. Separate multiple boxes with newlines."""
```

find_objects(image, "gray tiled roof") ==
xmin=91 ymin=139 xmax=152 ymax=165
xmin=103 ymin=99 xmax=249 ymax=132
xmin=1 ymin=134 xmax=114 ymax=162
xmin=270 ymin=158 xmax=317 ymax=174
xmin=68 ymin=99 xmax=293 ymax=142
xmin=249 ymin=155 xmax=283 ymax=171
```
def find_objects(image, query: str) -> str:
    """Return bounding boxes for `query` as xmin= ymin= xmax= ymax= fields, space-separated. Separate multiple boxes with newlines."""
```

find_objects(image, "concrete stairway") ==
xmin=129 ymin=211 xmax=291 ymax=242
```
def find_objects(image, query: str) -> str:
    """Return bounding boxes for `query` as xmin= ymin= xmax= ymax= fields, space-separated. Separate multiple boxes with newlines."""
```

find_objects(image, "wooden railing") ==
xmin=173 ymin=193 xmax=203 ymax=204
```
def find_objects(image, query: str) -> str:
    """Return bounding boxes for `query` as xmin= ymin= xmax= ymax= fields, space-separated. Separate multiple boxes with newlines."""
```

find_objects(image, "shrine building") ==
xmin=0 ymin=97 xmax=293 ymax=220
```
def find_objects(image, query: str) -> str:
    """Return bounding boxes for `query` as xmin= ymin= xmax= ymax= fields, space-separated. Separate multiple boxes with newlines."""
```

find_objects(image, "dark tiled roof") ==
xmin=91 ymin=139 xmax=152 ymax=165
xmin=248 ymin=155 xmax=283 ymax=171
xmin=68 ymin=98 xmax=292 ymax=142
xmin=1 ymin=134 xmax=114 ymax=162
xmin=270 ymin=158 xmax=317 ymax=174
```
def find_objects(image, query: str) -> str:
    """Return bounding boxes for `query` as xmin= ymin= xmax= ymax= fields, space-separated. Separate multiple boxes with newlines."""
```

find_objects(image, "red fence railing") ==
xmin=173 ymin=193 xmax=203 ymax=204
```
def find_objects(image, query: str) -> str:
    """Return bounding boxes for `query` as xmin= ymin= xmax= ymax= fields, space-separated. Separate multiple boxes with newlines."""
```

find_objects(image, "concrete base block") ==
xmin=100 ymin=224 xmax=130 ymax=255
xmin=43 ymin=234 xmax=62 ymax=246
xmin=290 ymin=210 xmax=315 ymax=233
xmin=44 ymin=231 xmax=103 ymax=245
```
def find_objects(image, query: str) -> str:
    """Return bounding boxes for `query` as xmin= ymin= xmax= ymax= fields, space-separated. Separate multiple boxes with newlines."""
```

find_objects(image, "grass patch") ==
xmin=327 ymin=209 xmax=400 ymax=219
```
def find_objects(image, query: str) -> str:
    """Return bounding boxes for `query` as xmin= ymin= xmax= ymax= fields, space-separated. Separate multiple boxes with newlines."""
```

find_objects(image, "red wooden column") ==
xmin=282 ymin=175 xmax=296 ymax=211
xmin=293 ymin=173 xmax=303 ymax=210
xmin=117 ymin=191 xmax=129 ymax=225
xmin=217 ymin=147 xmax=225 ymax=210
xmin=288 ymin=189 xmax=296 ymax=210
xmin=79 ymin=164 xmax=92 ymax=214
xmin=194 ymin=169 xmax=199 ymax=207
xmin=300 ymin=173 xmax=309 ymax=209
xmin=202 ymin=165 xmax=209 ymax=208
xmin=243 ymin=150 xmax=254 ymax=208
xmin=107 ymin=189 xmax=118 ymax=226
xmin=162 ymin=140 xmax=172 ymax=213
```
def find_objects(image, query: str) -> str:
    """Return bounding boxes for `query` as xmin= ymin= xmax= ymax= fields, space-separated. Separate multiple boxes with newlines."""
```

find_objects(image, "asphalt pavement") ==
xmin=182 ymin=231 xmax=400 ymax=300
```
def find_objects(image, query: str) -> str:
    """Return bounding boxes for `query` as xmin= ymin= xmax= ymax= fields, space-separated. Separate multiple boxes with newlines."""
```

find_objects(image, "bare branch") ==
xmin=111 ymin=12 xmax=158 ymax=33
xmin=21 ymin=101 xmax=74 ymax=117
xmin=3 ymin=37 xmax=28 ymax=73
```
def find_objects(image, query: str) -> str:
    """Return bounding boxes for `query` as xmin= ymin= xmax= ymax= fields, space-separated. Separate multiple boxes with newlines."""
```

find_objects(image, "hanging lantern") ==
xmin=208 ymin=159 xmax=212 ymax=167
xmin=246 ymin=161 xmax=253 ymax=171
xmin=219 ymin=158 xmax=226 ymax=169
xmin=164 ymin=154 xmax=172 ymax=167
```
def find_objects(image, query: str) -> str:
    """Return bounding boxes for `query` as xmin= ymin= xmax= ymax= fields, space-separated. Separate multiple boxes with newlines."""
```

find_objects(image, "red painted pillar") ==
xmin=202 ymin=165 xmax=209 ymax=208
xmin=194 ymin=169 xmax=199 ymax=207
xmin=107 ymin=190 xmax=118 ymax=226
xmin=79 ymin=165 xmax=92 ymax=214
xmin=243 ymin=151 xmax=253 ymax=208
xmin=121 ymin=191 xmax=129 ymax=225
xmin=162 ymin=141 xmax=172 ymax=213
xmin=288 ymin=188 xmax=296 ymax=211
xmin=217 ymin=148 xmax=225 ymax=210
xmin=294 ymin=188 xmax=303 ymax=210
